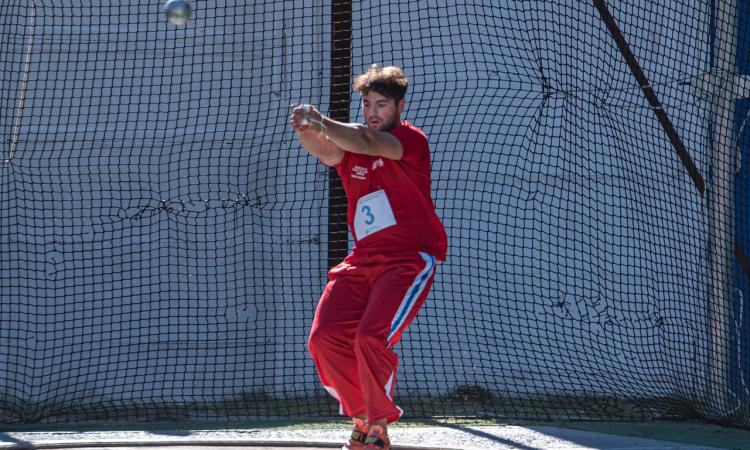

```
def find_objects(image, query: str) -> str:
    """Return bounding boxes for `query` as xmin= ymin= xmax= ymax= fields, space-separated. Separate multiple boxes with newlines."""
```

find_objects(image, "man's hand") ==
xmin=290 ymin=104 xmax=325 ymax=134
xmin=289 ymin=104 xmax=345 ymax=166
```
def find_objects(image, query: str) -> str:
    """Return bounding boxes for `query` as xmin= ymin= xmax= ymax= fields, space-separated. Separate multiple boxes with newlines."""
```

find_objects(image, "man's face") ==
xmin=362 ymin=91 xmax=404 ymax=132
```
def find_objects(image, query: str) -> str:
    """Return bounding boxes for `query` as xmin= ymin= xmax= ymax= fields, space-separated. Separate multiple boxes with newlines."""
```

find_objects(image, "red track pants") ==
xmin=308 ymin=250 xmax=437 ymax=424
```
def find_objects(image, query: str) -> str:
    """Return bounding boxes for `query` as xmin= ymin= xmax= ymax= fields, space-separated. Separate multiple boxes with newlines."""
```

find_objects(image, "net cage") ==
xmin=1 ymin=0 xmax=749 ymax=428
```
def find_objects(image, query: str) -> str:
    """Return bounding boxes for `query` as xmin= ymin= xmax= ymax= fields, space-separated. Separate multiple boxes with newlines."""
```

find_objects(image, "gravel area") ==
xmin=0 ymin=426 xmax=726 ymax=450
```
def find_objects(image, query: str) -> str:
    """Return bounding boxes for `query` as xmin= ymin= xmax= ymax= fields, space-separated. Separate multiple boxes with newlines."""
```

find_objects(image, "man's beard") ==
xmin=370 ymin=115 xmax=399 ymax=132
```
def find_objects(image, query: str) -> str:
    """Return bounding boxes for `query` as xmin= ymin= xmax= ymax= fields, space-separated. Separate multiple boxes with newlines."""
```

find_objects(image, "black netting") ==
xmin=0 ymin=0 xmax=749 ymax=428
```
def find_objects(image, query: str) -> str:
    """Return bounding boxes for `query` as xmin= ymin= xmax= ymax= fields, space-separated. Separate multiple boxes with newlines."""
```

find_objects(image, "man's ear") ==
xmin=397 ymin=98 xmax=405 ymax=114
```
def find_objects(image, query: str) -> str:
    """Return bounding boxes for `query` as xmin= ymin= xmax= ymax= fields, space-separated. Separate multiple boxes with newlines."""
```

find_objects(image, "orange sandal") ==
xmin=342 ymin=418 xmax=370 ymax=450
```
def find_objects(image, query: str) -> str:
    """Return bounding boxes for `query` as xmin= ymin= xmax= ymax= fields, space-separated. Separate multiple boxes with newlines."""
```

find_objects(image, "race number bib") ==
xmin=354 ymin=189 xmax=397 ymax=239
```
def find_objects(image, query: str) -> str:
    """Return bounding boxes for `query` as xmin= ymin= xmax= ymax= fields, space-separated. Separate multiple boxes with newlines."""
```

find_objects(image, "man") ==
xmin=289 ymin=65 xmax=447 ymax=450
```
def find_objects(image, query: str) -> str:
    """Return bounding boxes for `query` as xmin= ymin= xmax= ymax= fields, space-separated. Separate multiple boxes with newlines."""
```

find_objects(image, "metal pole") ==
xmin=327 ymin=0 xmax=351 ymax=269
xmin=6 ymin=0 xmax=36 ymax=165
xmin=705 ymin=0 xmax=739 ymax=417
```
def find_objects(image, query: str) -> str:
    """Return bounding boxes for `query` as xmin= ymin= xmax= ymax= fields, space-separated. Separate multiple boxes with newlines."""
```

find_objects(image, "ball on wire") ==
xmin=165 ymin=0 xmax=191 ymax=26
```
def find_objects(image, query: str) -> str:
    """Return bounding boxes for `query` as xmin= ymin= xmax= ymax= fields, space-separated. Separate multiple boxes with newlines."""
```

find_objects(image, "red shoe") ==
xmin=342 ymin=418 xmax=369 ymax=450
xmin=363 ymin=425 xmax=390 ymax=450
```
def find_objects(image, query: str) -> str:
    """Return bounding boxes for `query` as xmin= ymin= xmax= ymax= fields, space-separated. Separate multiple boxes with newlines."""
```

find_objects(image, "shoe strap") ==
xmin=350 ymin=430 xmax=367 ymax=443
xmin=364 ymin=435 xmax=387 ymax=449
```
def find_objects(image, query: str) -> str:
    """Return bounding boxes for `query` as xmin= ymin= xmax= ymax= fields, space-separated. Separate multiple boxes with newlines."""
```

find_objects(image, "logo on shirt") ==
xmin=372 ymin=158 xmax=385 ymax=171
xmin=352 ymin=165 xmax=368 ymax=180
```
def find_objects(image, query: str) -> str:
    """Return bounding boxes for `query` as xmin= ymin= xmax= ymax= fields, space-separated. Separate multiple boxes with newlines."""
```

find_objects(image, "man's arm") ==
xmin=318 ymin=118 xmax=403 ymax=161
xmin=297 ymin=129 xmax=345 ymax=166
xmin=290 ymin=106 xmax=345 ymax=166
xmin=291 ymin=105 xmax=403 ymax=160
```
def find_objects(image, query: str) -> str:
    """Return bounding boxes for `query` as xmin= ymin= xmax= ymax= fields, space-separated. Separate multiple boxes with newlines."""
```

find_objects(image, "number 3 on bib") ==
xmin=354 ymin=189 xmax=397 ymax=239
xmin=361 ymin=205 xmax=375 ymax=225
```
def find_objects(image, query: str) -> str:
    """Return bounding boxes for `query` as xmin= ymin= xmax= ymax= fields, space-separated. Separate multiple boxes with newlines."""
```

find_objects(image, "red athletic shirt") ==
xmin=333 ymin=120 xmax=447 ymax=261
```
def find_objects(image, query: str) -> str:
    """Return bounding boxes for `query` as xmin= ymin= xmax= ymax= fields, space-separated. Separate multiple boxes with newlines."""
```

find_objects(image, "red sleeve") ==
xmin=390 ymin=124 xmax=429 ymax=168
xmin=332 ymin=149 xmax=350 ymax=173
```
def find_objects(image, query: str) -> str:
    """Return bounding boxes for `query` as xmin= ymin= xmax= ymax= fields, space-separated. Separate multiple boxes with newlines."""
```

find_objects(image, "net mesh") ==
xmin=1 ymin=0 xmax=749 ymax=427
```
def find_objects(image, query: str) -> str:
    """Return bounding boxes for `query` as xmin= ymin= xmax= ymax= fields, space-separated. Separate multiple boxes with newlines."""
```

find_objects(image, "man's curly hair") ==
xmin=353 ymin=64 xmax=408 ymax=103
